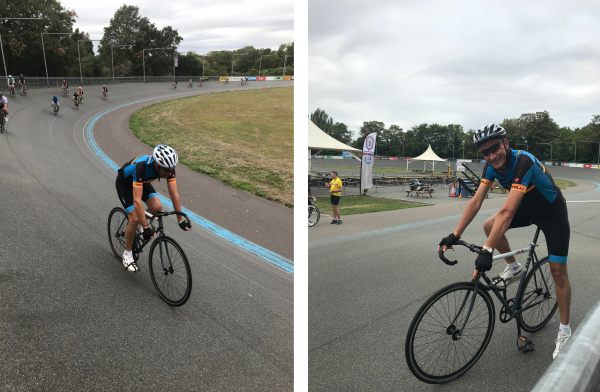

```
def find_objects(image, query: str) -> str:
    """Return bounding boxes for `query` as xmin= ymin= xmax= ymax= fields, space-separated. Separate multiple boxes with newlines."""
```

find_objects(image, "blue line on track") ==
xmin=85 ymin=101 xmax=293 ymax=274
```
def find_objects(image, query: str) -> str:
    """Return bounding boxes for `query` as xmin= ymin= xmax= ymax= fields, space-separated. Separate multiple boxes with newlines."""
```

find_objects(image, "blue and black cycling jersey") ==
xmin=118 ymin=155 xmax=175 ymax=184
xmin=481 ymin=149 xmax=565 ymax=213
xmin=481 ymin=149 xmax=569 ymax=263
xmin=116 ymin=155 xmax=176 ymax=214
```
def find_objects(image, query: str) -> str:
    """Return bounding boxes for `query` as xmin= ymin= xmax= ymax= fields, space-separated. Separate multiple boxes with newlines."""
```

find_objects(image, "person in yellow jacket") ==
xmin=325 ymin=171 xmax=343 ymax=224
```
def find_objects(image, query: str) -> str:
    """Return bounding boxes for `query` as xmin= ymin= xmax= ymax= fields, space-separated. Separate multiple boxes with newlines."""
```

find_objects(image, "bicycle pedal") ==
xmin=517 ymin=335 xmax=534 ymax=353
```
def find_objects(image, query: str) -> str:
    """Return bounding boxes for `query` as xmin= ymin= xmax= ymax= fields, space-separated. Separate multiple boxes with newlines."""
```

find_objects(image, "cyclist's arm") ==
xmin=132 ymin=183 xmax=149 ymax=228
xmin=452 ymin=181 xmax=490 ymax=238
xmin=166 ymin=178 xmax=185 ymax=223
xmin=484 ymin=187 xmax=525 ymax=249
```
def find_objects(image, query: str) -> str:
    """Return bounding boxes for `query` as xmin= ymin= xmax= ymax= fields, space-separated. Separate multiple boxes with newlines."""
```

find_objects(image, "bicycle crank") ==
xmin=499 ymin=299 xmax=515 ymax=323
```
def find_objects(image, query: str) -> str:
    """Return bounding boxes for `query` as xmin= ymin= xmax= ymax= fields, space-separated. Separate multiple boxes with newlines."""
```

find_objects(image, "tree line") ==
xmin=1 ymin=2 xmax=293 ymax=78
xmin=311 ymin=108 xmax=600 ymax=164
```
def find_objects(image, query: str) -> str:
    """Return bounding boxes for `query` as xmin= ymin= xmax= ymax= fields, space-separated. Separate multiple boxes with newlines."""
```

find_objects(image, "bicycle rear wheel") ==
xmin=149 ymin=236 xmax=192 ymax=306
xmin=405 ymin=282 xmax=495 ymax=384
xmin=308 ymin=205 xmax=320 ymax=227
xmin=107 ymin=207 xmax=128 ymax=261
xmin=516 ymin=256 xmax=557 ymax=333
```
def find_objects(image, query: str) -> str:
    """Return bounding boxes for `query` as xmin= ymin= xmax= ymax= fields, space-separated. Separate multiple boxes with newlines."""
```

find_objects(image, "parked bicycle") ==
xmin=405 ymin=227 xmax=557 ymax=384
xmin=308 ymin=197 xmax=320 ymax=227
xmin=108 ymin=208 xmax=193 ymax=306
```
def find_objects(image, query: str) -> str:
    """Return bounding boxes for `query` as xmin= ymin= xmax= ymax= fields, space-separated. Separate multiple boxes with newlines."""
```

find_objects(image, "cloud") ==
xmin=309 ymin=0 xmax=600 ymax=133
xmin=60 ymin=0 xmax=293 ymax=53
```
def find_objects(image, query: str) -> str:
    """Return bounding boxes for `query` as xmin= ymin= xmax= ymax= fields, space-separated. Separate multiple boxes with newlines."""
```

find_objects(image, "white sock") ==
xmin=508 ymin=261 xmax=520 ymax=270
xmin=559 ymin=323 xmax=571 ymax=334
xmin=123 ymin=250 xmax=132 ymax=258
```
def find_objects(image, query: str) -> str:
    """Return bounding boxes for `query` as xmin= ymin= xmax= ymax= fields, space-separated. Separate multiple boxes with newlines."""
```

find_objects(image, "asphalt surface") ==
xmin=309 ymin=162 xmax=600 ymax=391
xmin=0 ymin=81 xmax=293 ymax=391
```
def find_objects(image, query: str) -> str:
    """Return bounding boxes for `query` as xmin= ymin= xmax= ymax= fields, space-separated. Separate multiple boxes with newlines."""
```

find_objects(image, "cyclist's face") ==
xmin=479 ymin=138 xmax=508 ymax=170
xmin=158 ymin=166 xmax=175 ymax=178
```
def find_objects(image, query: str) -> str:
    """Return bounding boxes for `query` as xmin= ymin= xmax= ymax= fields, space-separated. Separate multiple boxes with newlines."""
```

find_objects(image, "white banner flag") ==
xmin=174 ymin=53 xmax=179 ymax=67
xmin=361 ymin=132 xmax=377 ymax=191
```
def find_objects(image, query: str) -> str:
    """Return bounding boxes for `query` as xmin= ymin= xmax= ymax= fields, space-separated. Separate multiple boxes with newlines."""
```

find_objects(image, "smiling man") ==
xmin=437 ymin=123 xmax=572 ymax=359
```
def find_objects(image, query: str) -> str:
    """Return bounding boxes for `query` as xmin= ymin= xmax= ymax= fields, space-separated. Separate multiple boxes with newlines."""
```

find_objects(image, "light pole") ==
xmin=1 ymin=18 xmax=45 ymax=82
xmin=283 ymin=55 xmax=293 ymax=77
xmin=258 ymin=54 xmax=276 ymax=76
xmin=41 ymin=32 xmax=71 ymax=87
xmin=538 ymin=142 xmax=553 ymax=161
xmin=142 ymin=47 xmax=175 ymax=82
xmin=111 ymin=44 xmax=133 ymax=82
xmin=231 ymin=52 xmax=248 ymax=76
xmin=77 ymin=39 xmax=101 ymax=84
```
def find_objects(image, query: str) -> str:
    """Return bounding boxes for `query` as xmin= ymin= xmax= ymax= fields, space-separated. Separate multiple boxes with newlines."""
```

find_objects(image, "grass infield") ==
xmin=314 ymin=195 xmax=427 ymax=216
xmin=129 ymin=87 xmax=293 ymax=206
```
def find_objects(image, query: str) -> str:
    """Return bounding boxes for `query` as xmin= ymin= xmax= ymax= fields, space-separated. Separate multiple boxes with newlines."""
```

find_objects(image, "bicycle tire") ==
xmin=308 ymin=205 xmax=320 ymax=227
xmin=405 ymin=281 xmax=495 ymax=384
xmin=148 ymin=236 xmax=192 ymax=306
xmin=107 ymin=207 xmax=128 ymax=261
xmin=516 ymin=256 xmax=557 ymax=333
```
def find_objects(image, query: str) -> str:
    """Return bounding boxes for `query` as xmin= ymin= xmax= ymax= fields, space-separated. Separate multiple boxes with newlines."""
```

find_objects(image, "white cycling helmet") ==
xmin=153 ymin=144 xmax=178 ymax=169
xmin=473 ymin=124 xmax=507 ymax=146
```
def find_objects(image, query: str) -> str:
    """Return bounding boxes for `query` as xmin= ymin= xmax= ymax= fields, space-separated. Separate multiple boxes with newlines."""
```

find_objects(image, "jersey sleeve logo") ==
xmin=514 ymin=177 xmax=520 ymax=183
xmin=511 ymin=183 xmax=527 ymax=193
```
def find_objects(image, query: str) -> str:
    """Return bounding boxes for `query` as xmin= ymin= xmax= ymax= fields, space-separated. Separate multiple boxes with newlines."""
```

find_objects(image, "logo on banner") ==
xmin=365 ymin=155 xmax=373 ymax=164
xmin=365 ymin=135 xmax=375 ymax=151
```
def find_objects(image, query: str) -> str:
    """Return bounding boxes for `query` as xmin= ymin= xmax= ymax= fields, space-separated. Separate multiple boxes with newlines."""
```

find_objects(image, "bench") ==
xmin=406 ymin=186 xmax=434 ymax=198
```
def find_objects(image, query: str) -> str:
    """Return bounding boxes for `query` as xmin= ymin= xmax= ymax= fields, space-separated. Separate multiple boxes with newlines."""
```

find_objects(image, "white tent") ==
xmin=308 ymin=119 xmax=360 ymax=152
xmin=407 ymin=144 xmax=447 ymax=172
xmin=308 ymin=119 xmax=360 ymax=171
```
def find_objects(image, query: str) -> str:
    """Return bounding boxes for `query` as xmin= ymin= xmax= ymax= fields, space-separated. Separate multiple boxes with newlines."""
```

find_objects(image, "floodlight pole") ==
xmin=41 ymin=32 xmax=71 ymax=87
xmin=111 ymin=44 xmax=133 ymax=82
xmin=0 ymin=18 xmax=45 ymax=83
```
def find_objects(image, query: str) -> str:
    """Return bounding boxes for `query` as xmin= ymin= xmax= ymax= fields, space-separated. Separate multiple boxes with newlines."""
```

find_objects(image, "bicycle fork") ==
xmin=447 ymin=281 xmax=481 ymax=340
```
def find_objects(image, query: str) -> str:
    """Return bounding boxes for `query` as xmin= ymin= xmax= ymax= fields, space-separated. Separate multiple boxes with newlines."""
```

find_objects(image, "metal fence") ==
xmin=0 ymin=75 xmax=221 ymax=88
xmin=532 ymin=299 xmax=600 ymax=392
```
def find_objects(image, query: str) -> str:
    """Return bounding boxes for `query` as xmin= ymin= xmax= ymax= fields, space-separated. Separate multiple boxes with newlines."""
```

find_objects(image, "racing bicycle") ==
xmin=405 ymin=227 xmax=557 ymax=384
xmin=107 ymin=208 xmax=193 ymax=306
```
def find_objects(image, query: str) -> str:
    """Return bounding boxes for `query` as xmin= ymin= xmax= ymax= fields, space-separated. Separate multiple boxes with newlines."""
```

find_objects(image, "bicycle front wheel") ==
xmin=517 ymin=256 xmax=557 ymax=333
xmin=308 ymin=205 xmax=320 ymax=227
xmin=149 ymin=236 xmax=192 ymax=306
xmin=107 ymin=207 xmax=128 ymax=261
xmin=405 ymin=282 xmax=495 ymax=384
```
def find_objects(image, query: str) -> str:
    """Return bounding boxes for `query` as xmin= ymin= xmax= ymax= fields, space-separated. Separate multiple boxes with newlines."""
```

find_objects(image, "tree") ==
xmin=352 ymin=121 xmax=385 ymax=149
xmin=378 ymin=125 xmax=405 ymax=156
xmin=310 ymin=108 xmax=352 ymax=144
xmin=1 ymin=0 xmax=80 ymax=76
xmin=98 ymin=5 xmax=182 ymax=77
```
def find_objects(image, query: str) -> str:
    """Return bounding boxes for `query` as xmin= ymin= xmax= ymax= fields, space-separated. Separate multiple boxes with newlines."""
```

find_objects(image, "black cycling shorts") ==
xmin=508 ymin=199 xmax=570 ymax=263
xmin=330 ymin=195 xmax=341 ymax=205
xmin=116 ymin=172 xmax=159 ymax=214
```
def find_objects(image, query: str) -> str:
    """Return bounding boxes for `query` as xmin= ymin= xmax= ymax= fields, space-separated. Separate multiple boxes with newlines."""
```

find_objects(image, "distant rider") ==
xmin=51 ymin=95 xmax=60 ymax=112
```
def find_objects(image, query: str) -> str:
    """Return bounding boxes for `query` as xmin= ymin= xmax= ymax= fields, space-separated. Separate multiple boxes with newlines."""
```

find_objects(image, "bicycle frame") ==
xmin=446 ymin=227 xmax=551 ymax=350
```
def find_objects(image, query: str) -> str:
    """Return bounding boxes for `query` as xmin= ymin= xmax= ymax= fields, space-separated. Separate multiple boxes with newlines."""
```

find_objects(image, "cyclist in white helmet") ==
xmin=115 ymin=144 xmax=191 ymax=271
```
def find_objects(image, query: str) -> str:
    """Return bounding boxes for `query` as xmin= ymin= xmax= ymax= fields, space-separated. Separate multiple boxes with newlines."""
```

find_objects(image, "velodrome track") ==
xmin=309 ymin=161 xmax=600 ymax=391
xmin=0 ymin=81 xmax=292 ymax=391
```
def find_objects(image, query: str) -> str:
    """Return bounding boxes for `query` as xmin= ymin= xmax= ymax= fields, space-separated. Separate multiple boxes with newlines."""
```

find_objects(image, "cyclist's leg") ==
xmin=143 ymin=184 xmax=163 ymax=214
xmin=116 ymin=175 xmax=139 ymax=251
xmin=538 ymin=211 xmax=571 ymax=325
xmin=483 ymin=206 xmax=531 ymax=264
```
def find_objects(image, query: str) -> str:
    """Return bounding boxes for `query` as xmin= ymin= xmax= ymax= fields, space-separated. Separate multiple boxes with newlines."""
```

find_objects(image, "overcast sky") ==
xmin=60 ymin=0 xmax=293 ymax=54
xmin=309 ymin=0 xmax=600 ymax=135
